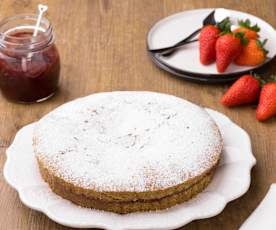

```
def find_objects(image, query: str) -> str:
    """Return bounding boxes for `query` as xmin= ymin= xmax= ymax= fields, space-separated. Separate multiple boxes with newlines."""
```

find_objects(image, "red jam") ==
xmin=0 ymin=31 xmax=60 ymax=103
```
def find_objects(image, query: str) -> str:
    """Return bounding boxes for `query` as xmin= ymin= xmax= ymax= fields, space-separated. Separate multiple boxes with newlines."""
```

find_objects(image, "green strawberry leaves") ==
xmin=234 ymin=32 xmax=249 ymax=45
xmin=217 ymin=18 xmax=232 ymax=33
xmin=251 ymin=72 xmax=276 ymax=87
xmin=256 ymin=39 xmax=269 ymax=54
xmin=238 ymin=19 xmax=260 ymax=32
xmin=217 ymin=19 xmax=249 ymax=45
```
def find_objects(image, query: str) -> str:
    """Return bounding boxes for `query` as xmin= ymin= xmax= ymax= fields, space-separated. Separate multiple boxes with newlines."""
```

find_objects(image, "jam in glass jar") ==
xmin=0 ymin=14 xmax=60 ymax=103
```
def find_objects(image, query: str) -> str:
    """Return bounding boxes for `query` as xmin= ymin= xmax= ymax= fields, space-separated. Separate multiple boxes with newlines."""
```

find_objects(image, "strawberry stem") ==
xmin=238 ymin=19 xmax=260 ymax=32
xmin=250 ymin=72 xmax=276 ymax=87
xmin=256 ymin=39 xmax=269 ymax=54
xmin=267 ymin=75 xmax=276 ymax=83
xmin=217 ymin=18 xmax=232 ymax=34
xmin=251 ymin=73 xmax=266 ymax=87
xmin=234 ymin=31 xmax=249 ymax=45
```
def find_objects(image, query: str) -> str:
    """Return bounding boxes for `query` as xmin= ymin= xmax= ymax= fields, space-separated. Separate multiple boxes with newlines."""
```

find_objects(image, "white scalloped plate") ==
xmin=3 ymin=108 xmax=256 ymax=230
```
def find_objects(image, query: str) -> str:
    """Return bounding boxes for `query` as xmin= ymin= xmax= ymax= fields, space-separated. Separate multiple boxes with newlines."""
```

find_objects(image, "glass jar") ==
xmin=0 ymin=14 xmax=60 ymax=103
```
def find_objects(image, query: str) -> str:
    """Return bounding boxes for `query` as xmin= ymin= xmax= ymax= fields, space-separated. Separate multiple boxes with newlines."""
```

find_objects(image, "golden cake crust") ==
xmin=37 ymin=157 xmax=218 ymax=213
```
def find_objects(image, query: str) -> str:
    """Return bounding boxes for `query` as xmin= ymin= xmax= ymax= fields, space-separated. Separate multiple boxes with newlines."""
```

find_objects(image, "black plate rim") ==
xmin=148 ymin=50 xmax=275 ymax=83
xmin=148 ymin=52 xmax=241 ymax=83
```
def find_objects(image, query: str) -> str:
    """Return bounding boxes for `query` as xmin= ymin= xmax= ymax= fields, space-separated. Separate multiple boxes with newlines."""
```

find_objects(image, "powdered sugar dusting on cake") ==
xmin=34 ymin=92 xmax=222 ymax=192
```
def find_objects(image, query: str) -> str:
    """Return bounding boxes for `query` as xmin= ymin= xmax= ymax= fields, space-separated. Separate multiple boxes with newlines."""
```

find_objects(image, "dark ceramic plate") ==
xmin=147 ymin=8 xmax=276 ymax=83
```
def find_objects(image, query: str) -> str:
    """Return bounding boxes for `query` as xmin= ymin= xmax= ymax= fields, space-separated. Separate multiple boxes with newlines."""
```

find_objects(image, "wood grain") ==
xmin=0 ymin=0 xmax=275 ymax=229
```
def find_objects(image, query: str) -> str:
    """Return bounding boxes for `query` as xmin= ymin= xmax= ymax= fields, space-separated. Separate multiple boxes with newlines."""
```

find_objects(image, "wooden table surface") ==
xmin=0 ymin=0 xmax=275 ymax=229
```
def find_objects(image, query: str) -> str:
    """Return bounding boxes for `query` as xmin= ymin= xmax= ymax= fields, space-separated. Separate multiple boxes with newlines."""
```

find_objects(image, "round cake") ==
xmin=33 ymin=91 xmax=223 ymax=213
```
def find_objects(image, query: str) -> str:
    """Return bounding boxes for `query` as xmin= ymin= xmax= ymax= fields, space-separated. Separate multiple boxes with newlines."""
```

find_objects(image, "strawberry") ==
xmin=233 ymin=19 xmax=260 ymax=40
xmin=256 ymin=82 xmax=276 ymax=121
xmin=216 ymin=33 xmax=246 ymax=73
xmin=221 ymin=74 xmax=260 ymax=107
xmin=235 ymin=39 xmax=268 ymax=66
xmin=199 ymin=25 xmax=220 ymax=65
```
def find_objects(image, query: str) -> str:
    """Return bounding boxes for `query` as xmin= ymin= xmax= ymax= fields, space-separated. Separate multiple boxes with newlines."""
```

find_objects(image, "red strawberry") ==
xmin=216 ymin=33 xmax=243 ymax=73
xmin=221 ymin=74 xmax=260 ymax=107
xmin=256 ymin=82 xmax=276 ymax=121
xmin=199 ymin=25 xmax=220 ymax=65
